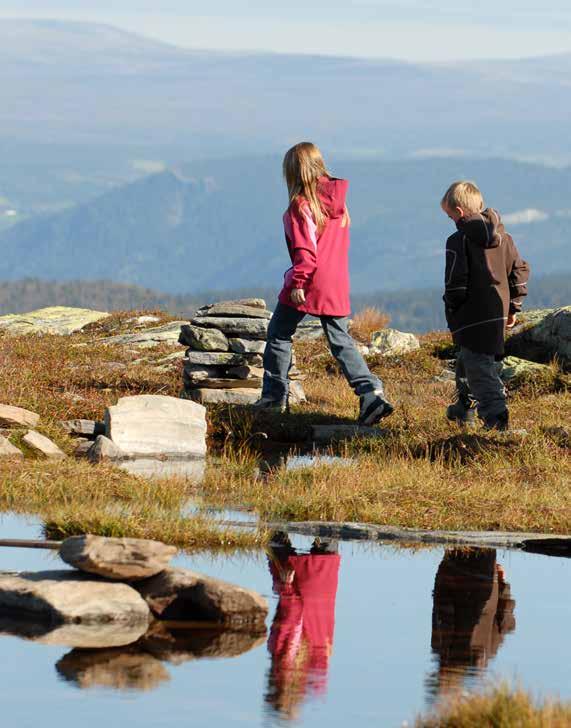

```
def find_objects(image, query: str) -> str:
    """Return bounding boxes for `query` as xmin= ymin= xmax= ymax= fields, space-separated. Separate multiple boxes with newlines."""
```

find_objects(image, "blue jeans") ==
xmin=262 ymin=302 xmax=383 ymax=401
xmin=455 ymin=346 xmax=507 ymax=422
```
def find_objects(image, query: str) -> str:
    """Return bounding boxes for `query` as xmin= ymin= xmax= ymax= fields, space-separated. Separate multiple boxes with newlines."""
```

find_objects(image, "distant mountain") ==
xmin=1 ymin=274 xmax=568 ymax=333
xmin=1 ymin=20 xmax=571 ymax=161
xmin=0 ymin=156 xmax=569 ymax=294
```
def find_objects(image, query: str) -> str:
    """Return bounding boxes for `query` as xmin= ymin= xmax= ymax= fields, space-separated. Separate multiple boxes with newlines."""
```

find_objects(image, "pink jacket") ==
xmin=278 ymin=176 xmax=351 ymax=317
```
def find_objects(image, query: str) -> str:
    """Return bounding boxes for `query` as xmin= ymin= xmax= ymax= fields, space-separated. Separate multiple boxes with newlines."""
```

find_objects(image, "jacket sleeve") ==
xmin=286 ymin=203 xmax=318 ymax=289
xmin=506 ymin=238 xmax=530 ymax=313
xmin=443 ymin=233 xmax=469 ymax=311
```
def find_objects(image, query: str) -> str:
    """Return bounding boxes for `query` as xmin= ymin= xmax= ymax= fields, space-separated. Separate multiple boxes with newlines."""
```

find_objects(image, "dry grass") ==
xmin=415 ymin=683 xmax=571 ymax=728
xmin=349 ymin=306 xmax=391 ymax=343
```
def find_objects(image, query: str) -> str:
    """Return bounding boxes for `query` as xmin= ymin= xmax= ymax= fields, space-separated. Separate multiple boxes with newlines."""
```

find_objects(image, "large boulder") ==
xmin=59 ymin=535 xmax=177 ymax=582
xmin=506 ymin=307 xmax=571 ymax=369
xmin=190 ymin=317 xmax=268 ymax=339
xmin=0 ymin=403 xmax=40 ymax=428
xmin=0 ymin=571 xmax=151 ymax=625
xmin=370 ymin=328 xmax=420 ymax=356
xmin=134 ymin=567 xmax=268 ymax=628
xmin=105 ymin=395 xmax=207 ymax=458
xmin=0 ymin=306 xmax=108 ymax=336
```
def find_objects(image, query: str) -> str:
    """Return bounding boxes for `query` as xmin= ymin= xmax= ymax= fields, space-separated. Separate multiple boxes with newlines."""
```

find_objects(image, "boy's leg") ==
xmin=446 ymin=348 xmax=477 ymax=424
xmin=461 ymin=348 xmax=508 ymax=429
xmin=320 ymin=316 xmax=393 ymax=424
xmin=260 ymin=302 xmax=306 ymax=403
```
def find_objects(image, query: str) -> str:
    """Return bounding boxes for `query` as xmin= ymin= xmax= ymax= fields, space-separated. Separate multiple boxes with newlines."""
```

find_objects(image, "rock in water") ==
xmin=506 ymin=307 xmax=571 ymax=369
xmin=59 ymin=535 xmax=177 ymax=581
xmin=22 ymin=431 xmax=67 ymax=459
xmin=194 ymin=303 xmax=272 ymax=319
xmin=228 ymin=338 xmax=266 ymax=354
xmin=0 ymin=306 xmax=109 ymax=336
xmin=0 ymin=617 xmax=149 ymax=649
xmin=105 ymin=395 xmax=207 ymax=458
xmin=56 ymin=649 xmax=170 ymax=691
xmin=0 ymin=403 xmax=40 ymax=428
xmin=370 ymin=328 xmax=420 ymax=356
xmin=0 ymin=571 xmax=151 ymax=625
xmin=135 ymin=567 xmax=268 ymax=627
xmin=0 ymin=436 xmax=23 ymax=459
xmin=178 ymin=324 xmax=229 ymax=351
xmin=190 ymin=317 xmax=268 ymax=339
xmin=187 ymin=389 xmax=262 ymax=405
xmin=87 ymin=435 xmax=128 ymax=463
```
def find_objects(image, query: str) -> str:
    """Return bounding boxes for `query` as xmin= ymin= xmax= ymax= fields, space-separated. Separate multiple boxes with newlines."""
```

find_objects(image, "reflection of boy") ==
xmin=265 ymin=535 xmax=340 ymax=721
xmin=441 ymin=181 xmax=530 ymax=431
xmin=428 ymin=548 xmax=516 ymax=700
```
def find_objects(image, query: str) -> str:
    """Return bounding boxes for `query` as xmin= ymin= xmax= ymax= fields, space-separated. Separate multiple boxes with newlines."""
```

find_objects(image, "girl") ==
xmin=254 ymin=142 xmax=393 ymax=425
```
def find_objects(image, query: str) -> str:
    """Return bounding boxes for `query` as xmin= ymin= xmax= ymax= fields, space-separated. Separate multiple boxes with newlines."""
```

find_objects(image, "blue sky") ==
xmin=1 ymin=1 xmax=570 ymax=61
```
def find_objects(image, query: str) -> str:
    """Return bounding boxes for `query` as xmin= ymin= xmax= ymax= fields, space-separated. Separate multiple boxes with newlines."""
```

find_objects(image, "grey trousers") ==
xmin=262 ymin=302 xmax=383 ymax=401
xmin=455 ymin=346 xmax=507 ymax=422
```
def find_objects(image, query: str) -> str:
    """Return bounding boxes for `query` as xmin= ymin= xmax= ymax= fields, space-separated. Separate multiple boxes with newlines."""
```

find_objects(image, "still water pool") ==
xmin=0 ymin=513 xmax=569 ymax=727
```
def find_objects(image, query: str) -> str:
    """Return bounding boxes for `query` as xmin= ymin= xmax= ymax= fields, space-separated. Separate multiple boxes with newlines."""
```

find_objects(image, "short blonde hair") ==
xmin=441 ymin=180 xmax=484 ymax=215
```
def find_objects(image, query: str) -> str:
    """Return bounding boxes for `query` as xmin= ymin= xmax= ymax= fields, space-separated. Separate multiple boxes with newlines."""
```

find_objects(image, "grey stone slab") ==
xmin=186 ymin=389 xmax=261 ymax=406
xmin=184 ymin=351 xmax=253 ymax=367
xmin=22 ymin=431 xmax=67 ymax=459
xmin=311 ymin=424 xmax=387 ymax=444
xmin=0 ymin=436 xmax=23 ymax=459
xmin=194 ymin=377 xmax=263 ymax=389
xmin=228 ymin=338 xmax=266 ymax=355
xmin=100 ymin=321 xmax=187 ymax=349
xmin=60 ymin=419 xmax=105 ymax=438
xmin=179 ymin=324 xmax=229 ymax=351
xmin=87 ymin=435 xmax=128 ymax=463
xmin=190 ymin=317 xmax=268 ymax=339
xmin=0 ymin=404 xmax=40 ymax=428
xmin=0 ymin=307 xmax=109 ymax=336
xmin=195 ymin=303 xmax=272 ymax=319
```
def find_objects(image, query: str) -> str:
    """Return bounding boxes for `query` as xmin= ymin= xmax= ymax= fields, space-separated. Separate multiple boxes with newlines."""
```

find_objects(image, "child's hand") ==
xmin=291 ymin=288 xmax=306 ymax=305
xmin=506 ymin=312 xmax=517 ymax=328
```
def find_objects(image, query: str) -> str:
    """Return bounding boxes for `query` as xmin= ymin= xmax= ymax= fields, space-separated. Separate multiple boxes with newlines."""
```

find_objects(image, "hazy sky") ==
xmin=1 ymin=1 xmax=570 ymax=61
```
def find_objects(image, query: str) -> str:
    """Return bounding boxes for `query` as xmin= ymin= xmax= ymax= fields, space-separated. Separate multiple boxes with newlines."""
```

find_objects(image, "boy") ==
xmin=441 ymin=181 xmax=530 ymax=431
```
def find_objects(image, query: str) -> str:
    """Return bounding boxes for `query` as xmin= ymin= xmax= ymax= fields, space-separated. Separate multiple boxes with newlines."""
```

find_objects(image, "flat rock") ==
xmin=179 ymin=324 xmax=229 ymax=351
xmin=134 ymin=567 xmax=268 ymax=627
xmin=0 ymin=570 xmax=151 ymax=625
xmin=197 ymin=298 xmax=266 ymax=311
xmin=294 ymin=320 xmax=324 ymax=341
xmin=190 ymin=317 xmax=268 ymax=339
xmin=226 ymin=365 xmax=265 ymax=380
xmin=186 ymin=389 xmax=261 ymax=405
xmin=87 ymin=435 xmax=128 ymax=463
xmin=59 ymin=535 xmax=177 ymax=582
xmin=184 ymin=351 xmax=250 ymax=367
xmin=100 ymin=321 xmax=187 ymax=349
xmin=0 ymin=306 xmax=109 ymax=336
xmin=183 ymin=364 xmax=228 ymax=385
xmin=105 ymin=395 xmax=207 ymax=458
xmin=0 ymin=404 xmax=40 ymax=428
xmin=194 ymin=377 xmax=263 ymax=389
xmin=22 ymin=430 xmax=67 ymax=459
xmin=0 ymin=616 xmax=148 ymax=648
xmin=60 ymin=419 xmax=105 ymax=438
xmin=195 ymin=303 xmax=272 ymax=319
xmin=0 ymin=436 xmax=23 ymax=459
xmin=370 ymin=328 xmax=420 ymax=356
xmin=228 ymin=337 xmax=266 ymax=354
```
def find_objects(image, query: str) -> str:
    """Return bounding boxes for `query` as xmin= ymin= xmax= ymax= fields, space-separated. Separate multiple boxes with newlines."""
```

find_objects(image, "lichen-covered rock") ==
xmin=0 ymin=306 xmax=109 ymax=336
xmin=184 ymin=351 xmax=260 ymax=367
xmin=22 ymin=431 xmax=67 ymax=459
xmin=370 ymin=328 xmax=420 ymax=356
xmin=105 ymin=395 xmax=207 ymax=458
xmin=501 ymin=356 xmax=551 ymax=384
xmin=506 ymin=307 xmax=571 ymax=369
xmin=100 ymin=321 xmax=187 ymax=349
xmin=0 ymin=571 xmax=151 ymax=625
xmin=228 ymin=338 xmax=266 ymax=355
xmin=190 ymin=317 xmax=268 ymax=339
xmin=134 ymin=567 xmax=268 ymax=627
xmin=0 ymin=403 xmax=40 ymax=428
xmin=178 ymin=324 xmax=229 ymax=351
xmin=59 ymin=535 xmax=177 ymax=581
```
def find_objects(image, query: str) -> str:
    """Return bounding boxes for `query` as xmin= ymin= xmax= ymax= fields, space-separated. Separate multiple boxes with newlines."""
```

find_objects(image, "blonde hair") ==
xmin=283 ymin=142 xmax=329 ymax=230
xmin=441 ymin=180 xmax=484 ymax=215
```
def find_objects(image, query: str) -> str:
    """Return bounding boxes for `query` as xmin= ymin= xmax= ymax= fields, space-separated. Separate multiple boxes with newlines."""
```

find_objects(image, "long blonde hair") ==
xmin=283 ymin=142 xmax=329 ymax=230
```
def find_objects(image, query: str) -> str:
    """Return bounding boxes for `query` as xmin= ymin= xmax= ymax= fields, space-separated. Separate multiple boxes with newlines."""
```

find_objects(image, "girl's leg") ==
xmin=320 ymin=316 xmax=384 ymax=396
xmin=262 ymin=302 xmax=306 ymax=402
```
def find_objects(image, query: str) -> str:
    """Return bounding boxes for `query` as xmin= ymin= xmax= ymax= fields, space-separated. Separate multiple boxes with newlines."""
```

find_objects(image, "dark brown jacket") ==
xmin=444 ymin=209 xmax=530 ymax=355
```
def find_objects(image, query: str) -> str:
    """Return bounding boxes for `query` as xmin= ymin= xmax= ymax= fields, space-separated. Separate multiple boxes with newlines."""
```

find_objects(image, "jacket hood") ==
xmin=317 ymin=176 xmax=348 ymax=219
xmin=457 ymin=208 xmax=505 ymax=249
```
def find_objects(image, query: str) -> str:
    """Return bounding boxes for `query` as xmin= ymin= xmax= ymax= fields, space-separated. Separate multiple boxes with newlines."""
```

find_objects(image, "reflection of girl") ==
xmin=265 ymin=535 xmax=340 ymax=721
xmin=427 ymin=548 xmax=516 ymax=700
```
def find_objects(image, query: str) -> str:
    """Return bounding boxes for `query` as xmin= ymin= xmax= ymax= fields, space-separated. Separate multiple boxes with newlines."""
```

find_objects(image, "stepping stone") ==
xmin=0 ymin=570 xmax=151 ymax=625
xmin=59 ymin=535 xmax=177 ymax=581
xmin=22 ymin=431 xmax=67 ymax=459
xmin=0 ymin=404 xmax=40 ymax=428
xmin=0 ymin=436 xmax=23 ymax=459
xmin=105 ymin=395 xmax=207 ymax=458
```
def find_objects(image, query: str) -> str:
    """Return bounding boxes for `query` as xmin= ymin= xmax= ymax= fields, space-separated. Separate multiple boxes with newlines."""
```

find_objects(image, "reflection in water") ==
xmin=427 ymin=548 xmax=516 ymax=701
xmin=265 ymin=532 xmax=340 ymax=722
xmin=119 ymin=458 xmax=206 ymax=480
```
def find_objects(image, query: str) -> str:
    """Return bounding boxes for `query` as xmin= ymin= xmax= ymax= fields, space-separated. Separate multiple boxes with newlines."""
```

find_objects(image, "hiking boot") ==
xmin=251 ymin=396 xmax=288 ymax=413
xmin=358 ymin=390 xmax=394 ymax=426
xmin=483 ymin=410 xmax=510 ymax=432
xmin=446 ymin=401 xmax=477 ymax=426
